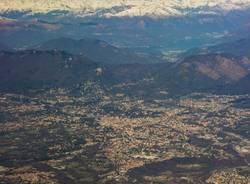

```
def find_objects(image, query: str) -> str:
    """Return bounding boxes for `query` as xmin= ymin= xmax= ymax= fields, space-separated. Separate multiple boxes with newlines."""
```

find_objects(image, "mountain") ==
xmin=2 ymin=51 xmax=248 ymax=95
xmin=33 ymin=38 xmax=163 ymax=64
xmin=152 ymin=53 xmax=250 ymax=94
xmin=184 ymin=38 xmax=250 ymax=71
xmin=175 ymin=54 xmax=248 ymax=83
xmin=84 ymin=38 xmax=250 ymax=93
xmin=0 ymin=49 xmax=168 ymax=97
xmin=0 ymin=45 xmax=249 ymax=95
xmin=0 ymin=50 xmax=99 ymax=90
xmin=0 ymin=16 xmax=61 ymax=49
xmin=1 ymin=4 xmax=250 ymax=55
xmin=1 ymin=0 xmax=250 ymax=17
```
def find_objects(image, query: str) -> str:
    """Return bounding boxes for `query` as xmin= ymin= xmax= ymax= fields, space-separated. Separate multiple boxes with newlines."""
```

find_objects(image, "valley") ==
xmin=0 ymin=1 xmax=250 ymax=183
xmin=0 ymin=88 xmax=249 ymax=183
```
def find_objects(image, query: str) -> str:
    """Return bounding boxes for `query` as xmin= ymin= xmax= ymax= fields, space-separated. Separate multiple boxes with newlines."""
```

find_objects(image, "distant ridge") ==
xmin=1 ymin=0 xmax=250 ymax=17
xmin=33 ymin=37 xmax=163 ymax=64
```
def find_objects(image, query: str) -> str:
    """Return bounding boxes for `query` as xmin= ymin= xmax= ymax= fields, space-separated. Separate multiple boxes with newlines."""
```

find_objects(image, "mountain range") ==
xmin=1 ymin=0 xmax=250 ymax=17
xmin=0 ymin=37 xmax=249 ymax=95
xmin=1 ymin=1 xmax=250 ymax=56
xmin=0 ymin=1 xmax=250 ymax=95
xmin=1 ymin=2 xmax=250 ymax=184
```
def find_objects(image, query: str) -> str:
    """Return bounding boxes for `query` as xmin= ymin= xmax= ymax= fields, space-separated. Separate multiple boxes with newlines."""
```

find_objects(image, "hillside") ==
xmin=0 ymin=50 xmax=99 ymax=90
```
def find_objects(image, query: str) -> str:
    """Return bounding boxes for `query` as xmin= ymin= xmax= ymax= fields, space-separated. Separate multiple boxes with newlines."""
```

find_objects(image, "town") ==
xmin=0 ymin=86 xmax=249 ymax=184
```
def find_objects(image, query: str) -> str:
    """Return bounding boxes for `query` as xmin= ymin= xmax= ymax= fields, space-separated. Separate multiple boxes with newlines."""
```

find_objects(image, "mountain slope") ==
xmin=177 ymin=54 xmax=248 ymax=82
xmin=0 ymin=50 xmax=99 ymax=90
xmin=153 ymin=53 xmax=250 ymax=94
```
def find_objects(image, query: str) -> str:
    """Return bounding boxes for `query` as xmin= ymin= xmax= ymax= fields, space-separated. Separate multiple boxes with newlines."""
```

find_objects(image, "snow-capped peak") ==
xmin=1 ymin=0 xmax=250 ymax=17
